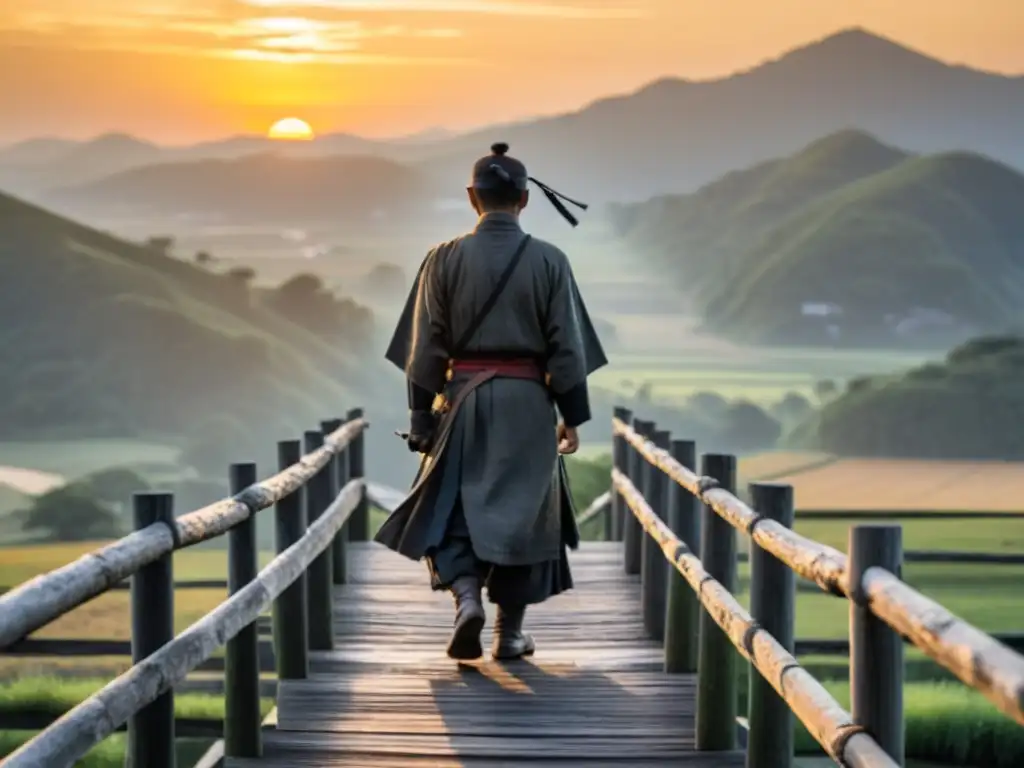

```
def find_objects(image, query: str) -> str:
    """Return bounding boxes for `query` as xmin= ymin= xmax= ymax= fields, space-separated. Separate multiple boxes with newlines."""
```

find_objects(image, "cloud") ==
xmin=0 ymin=7 xmax=472 ymax=64
xmin=0 ymin=0 xmax=639 ymax=65
xmin=239 ymin=0 xmax=646 ymax=20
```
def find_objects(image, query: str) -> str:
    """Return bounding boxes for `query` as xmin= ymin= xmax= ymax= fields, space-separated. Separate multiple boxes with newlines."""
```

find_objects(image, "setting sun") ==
xmin=267 ymin=117 xmax=315 ymax=141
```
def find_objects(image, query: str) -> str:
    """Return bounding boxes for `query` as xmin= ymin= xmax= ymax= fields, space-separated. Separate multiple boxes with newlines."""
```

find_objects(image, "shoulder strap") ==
xmin=450 ymin=234 xmax=532 ymax=356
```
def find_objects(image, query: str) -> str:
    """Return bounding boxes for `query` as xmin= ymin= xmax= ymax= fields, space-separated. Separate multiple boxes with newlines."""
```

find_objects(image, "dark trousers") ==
xmin=426 ymin=497 xmax=573 ymax=607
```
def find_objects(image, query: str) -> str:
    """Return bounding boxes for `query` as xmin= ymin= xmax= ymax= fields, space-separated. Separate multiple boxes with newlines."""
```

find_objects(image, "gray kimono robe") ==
xmin=376 ymin=212 xmax=607 ymax=602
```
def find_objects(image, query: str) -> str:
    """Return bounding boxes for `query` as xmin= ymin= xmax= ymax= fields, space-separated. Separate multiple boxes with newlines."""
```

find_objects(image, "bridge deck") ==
xmin=227 ymin=542 xmax=745 ymax=767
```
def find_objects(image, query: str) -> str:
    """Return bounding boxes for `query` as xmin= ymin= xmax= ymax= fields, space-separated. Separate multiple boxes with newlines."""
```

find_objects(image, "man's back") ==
xmin=377 ymin=142 xmax=606 ymax=663
xmin=432 ymin=214 xmax=581 ymax=372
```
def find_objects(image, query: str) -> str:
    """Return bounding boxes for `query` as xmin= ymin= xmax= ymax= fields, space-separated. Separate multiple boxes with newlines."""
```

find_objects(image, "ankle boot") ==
xmin=491 ymin=604 xmax=535 ymax=660
xmin=446 ymin=575 xmax=486 ymax=660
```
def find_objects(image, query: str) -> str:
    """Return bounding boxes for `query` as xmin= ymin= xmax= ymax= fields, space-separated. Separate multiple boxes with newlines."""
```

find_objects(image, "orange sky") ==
xmin=1 ymin=0 xmax=1022 ymax=145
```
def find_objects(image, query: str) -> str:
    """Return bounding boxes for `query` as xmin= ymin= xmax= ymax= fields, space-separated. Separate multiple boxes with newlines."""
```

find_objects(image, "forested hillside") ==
xmin=611 ymin=131 xmax=1024 ymax=348
xmin=792 ymin=336 xmax=1024 ymax=458
xmin=0 ymin=190 xmax=377 ymax=443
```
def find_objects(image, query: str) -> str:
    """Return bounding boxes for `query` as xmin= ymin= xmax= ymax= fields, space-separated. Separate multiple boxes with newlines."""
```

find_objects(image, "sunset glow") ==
xmin=268 ymin=117 xmax=315 ymax=141
xmin=0 ymin=0 xmax=1022 ymax=144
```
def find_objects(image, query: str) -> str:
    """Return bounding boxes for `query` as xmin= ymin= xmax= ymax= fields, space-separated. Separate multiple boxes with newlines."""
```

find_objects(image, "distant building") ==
xmin=801 ymin=302 xmax=843 ymax=317
xmin=890 ymin=307 xmax=958 ymax=336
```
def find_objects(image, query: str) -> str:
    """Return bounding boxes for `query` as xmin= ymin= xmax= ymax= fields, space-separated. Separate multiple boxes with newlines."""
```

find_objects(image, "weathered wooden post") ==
xmin=272 ymin=439 xmax=308 ymax=679
xmin=695 ymin=453 xmax=738 ymax=751
xmin=127 ymin=492 xmax=176 ymax=768
xmin=610 ymin=406 xmax=633 ymax=541
xmin=225 ymin=462 xmax=262 ymax=758
xmin=304 ymin=430 xmax=334 ymax=651
xmin=850 ymin=525 xmax=905 ymax=765
xmin=664 ymin=439 xmax=699 ymax=673
xmin=346 ymin=406 xmax=368 ymax=541
xmin=641 ymin=429 xmax=671 ymax=642
xmin=624 ymin=417 xmax=653 ymax=575
xmin=606 ymin=405 xmax=630 ymax=544
xmin=747 ymin=482 xmax=795 ymax=768
xmin=322 ymin=418 xmax=349 ymax=585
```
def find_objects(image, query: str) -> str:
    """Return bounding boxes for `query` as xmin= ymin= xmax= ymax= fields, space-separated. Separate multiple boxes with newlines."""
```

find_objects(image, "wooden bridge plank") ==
xmin=227 ymin=543 xmax=744 ymax=767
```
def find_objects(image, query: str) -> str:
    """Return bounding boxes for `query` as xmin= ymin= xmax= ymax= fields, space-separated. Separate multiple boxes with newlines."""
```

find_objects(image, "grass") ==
xmin=0 ymin=676 xmax=273 ymax=721
xmin=0 ymin=541 xmax=278 ymax=587
xmin=0 ymin=732 xmax=215 ymax=768
xmin=793 ymin=515 xmax=1024 ymax=553
xmin=740 ymin=563 xmax=1024 ymax=639
xmin=0 ymin=678 xmax=275 ymax=767
xmin=0 ymin=541 xmax=278 ymax=677
xmin=795 ymin=681 xmax=1024 ymax=767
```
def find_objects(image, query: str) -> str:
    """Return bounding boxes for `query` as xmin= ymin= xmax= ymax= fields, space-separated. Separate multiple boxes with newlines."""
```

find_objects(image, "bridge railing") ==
xmin=608 ymin=406 xmax=1024 ymax=768
xmin=0 ymin=409 xmax=370 ymax=768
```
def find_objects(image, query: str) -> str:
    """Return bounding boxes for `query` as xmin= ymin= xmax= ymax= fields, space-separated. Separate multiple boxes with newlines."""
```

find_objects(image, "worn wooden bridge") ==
xmin=1 ymin=406 xmax=1024 ymax=767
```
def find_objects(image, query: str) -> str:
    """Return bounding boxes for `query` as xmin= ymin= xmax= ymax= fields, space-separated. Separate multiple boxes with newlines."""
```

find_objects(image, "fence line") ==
xmin=0 ymin=418 xmax=367 ymax=651
xmin=0 ymin=411 xmax=369 ymax=768
xmin=606 ymin=407 xmax=1024 ymax=767
xmin=3 ymin=478 xmax=362 ymax=768
xmin=612 ymin=414 xmax=1024 ymax=725
xmin=613 ymin=467 xmax=896 ymax=766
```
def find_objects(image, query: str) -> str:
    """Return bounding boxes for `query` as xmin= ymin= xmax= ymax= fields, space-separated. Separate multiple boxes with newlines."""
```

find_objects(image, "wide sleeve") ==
xmin=383 ymin=247 xmax=449 ymax=395
xmin=543 ymin=249 xmax=609 ymax=427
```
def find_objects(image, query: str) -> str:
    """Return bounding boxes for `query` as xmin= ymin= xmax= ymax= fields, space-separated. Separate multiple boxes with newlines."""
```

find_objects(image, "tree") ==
xmin=718 ymin=401 xmax=782 ymax=452
xmin=80 ymin=468 xmax=149 ymax=509
xmin=265 ymin=272 xmax=375 ymax=349
xmin=634 ymin=381 xmax=654 ymax=404
xmin=146 ymin=235 xmax=174 ymax=254
xmin=226 ymin=265 xmax=256 ymax=285
xmin=21 ymin=486 xmax=123 ymax=542
xmin=846 ymin=376 xmax=874 ymax=394
xmin=770 ymin=392 xmax=814 ymax=425
xmin=687 ymin=391 xmax=729 ymax=416
xmin=813 ymin=379 xmax=838 ymax=403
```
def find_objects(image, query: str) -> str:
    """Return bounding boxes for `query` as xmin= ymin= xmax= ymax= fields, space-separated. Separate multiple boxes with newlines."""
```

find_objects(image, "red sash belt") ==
xmin=449 ymin=357 xmax=545 ymax=381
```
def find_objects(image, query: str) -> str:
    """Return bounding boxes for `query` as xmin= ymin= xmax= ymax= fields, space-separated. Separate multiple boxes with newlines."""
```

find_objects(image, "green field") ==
xmin=0 ymin=733 xmax=215 ymax=768
xmin=590 ymin=343 xmax=928 ymax=406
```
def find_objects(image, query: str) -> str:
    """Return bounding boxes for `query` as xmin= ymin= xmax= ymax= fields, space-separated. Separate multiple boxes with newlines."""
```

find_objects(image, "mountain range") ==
xmin=2 ymin=28 xmax=1023 ymax=213
xmin=609 ymin=130 xmax=1024 ymax=348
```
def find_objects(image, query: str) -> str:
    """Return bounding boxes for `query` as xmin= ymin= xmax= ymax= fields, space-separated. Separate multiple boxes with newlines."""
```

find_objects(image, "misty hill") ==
xmin=611 ymin=131 xmax=1024 ymax=348
xmin=0 ymin=190 xmax=377 ymax=443
xmin=609 ymin=130 xmax=910 ymax=291
xmin=0 ymin=134 xmax=164 ymax=201
xmin=44 ymin=152 xmax=441 ymax=226
xmin=5 ymin=28 xmax=1024 ymax=205
xmin=0 ymin=132 xmax=387 ymax=197
xmin=795 ymin=336 xmax=1024 ymax=460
